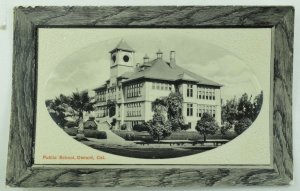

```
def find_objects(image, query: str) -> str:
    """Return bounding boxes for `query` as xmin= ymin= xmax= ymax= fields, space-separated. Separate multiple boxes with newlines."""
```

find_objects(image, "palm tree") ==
xmin=69 ymin=91 xmax=94 ymax=135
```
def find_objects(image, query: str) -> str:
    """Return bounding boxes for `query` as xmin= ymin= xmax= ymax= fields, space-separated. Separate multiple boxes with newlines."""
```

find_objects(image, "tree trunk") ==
xmin=203 ymin=134 xmax=206 ymax=142
xmin=76 ymin=112 xmax=85 ymax=140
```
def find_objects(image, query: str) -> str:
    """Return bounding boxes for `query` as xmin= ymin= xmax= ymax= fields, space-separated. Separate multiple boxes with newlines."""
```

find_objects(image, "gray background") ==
xmin=0 ymin=0 xmax=299 ymax=190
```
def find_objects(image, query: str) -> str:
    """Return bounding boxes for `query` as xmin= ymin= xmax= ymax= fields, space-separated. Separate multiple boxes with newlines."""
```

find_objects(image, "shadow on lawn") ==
xmin=81 ymin=140 xmax=219 ymax=159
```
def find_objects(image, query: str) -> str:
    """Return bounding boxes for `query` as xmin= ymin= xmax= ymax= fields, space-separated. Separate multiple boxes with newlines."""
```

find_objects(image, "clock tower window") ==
xmin=123 ymin=55 xmax=129 ymax=62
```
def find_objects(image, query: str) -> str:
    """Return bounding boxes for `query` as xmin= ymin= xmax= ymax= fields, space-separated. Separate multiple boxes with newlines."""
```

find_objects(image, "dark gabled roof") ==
xmin=122 ymin=58 xmax=222 ymax=87
xmin=117 ymin=71 xmax=134 ymax=79
xmin=109 ymin=39 xmax=135 ymax=53
xmin=93 ymin=84 xmax=107 ymax=91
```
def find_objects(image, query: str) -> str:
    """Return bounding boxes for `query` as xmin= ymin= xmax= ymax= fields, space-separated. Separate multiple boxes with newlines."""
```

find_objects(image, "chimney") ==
xmin=136 ymin=63 xmax=140 ymax=71
xmin=156 ymin=49 xmax=163 ymax=59
xmin=143 ymin=54 xmax=149 ymax=63
xmin=170 ymin=51 xmax=176 ymax=68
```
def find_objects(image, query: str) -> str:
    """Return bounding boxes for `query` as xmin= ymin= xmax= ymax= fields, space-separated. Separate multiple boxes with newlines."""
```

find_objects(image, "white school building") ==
xmin=93 ymin=39 xmax=222 ymax=130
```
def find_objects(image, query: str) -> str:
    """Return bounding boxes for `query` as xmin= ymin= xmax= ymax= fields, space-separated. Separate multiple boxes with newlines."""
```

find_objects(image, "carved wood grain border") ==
xmin=6 ymin=6 xmax=294 ymax=187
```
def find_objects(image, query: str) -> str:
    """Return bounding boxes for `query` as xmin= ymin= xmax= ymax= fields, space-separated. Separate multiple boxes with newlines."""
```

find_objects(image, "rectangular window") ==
xmin=212 ymin=89 xmax=215 ymax=100
xmin=198 ymin=87 xmax=202 ymax=99
xmin=152 ymin=82 xmax=155 ymax=89
xmin=127 ymin=83 xmax=142 ymax=98
xmin=212 ymin=106 xmax=216 ymax=117
xmin=187 ymin=84 xmax=193 ymax=97
xmin=164 ymin=84 xmax=168 ymax=90
xmin=206 ymin=89 xmax=209 ymax=100
xmin=187 ymin=103 xmax=193 ymax=116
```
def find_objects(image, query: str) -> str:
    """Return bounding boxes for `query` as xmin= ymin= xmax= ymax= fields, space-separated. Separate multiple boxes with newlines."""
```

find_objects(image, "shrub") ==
xmin=65 ymin=121 xmax=78 ymax=128
xmin=83 ymin=120 xmax=97 ymax=130
xmin=132 ymin=123 xmax=148 ymax=132
xmin=120 ymin=124 xmax=127 ymax=130
xmin=64 ymin=127 xmax=78 ymax=136
xmin=111 ymin=118 xmax=117 ymax=126
xmin=234 ymin=118 xmax=252 ymax=135
xmin=180 ymin=124 xmax=191 ymax=131
xmin=125 ymin=132 xmax=135 ymax=141
xmin=83 ymin=129 xmax=107 ymax=139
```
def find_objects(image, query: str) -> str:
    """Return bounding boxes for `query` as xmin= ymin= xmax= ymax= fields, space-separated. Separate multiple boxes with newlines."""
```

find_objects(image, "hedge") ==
xmin=63 ymin=128 xmax=107 ymax=139
xmin=84 ymin=129 xmax=107 ymax=139
xmin=113 ymin=130 xmax=152 ymax=141
xmin=132 ymin=123 xmax=148 ymax=132
xmin=65 ymin=121 xmax=78 ymax=128
xmin=64 ymin=128 xmax=78 ymax=136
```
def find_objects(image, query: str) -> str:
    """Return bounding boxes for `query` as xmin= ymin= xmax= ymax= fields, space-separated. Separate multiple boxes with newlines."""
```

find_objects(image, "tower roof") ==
xmin=109 ymin=39 xmax=135 ymax=53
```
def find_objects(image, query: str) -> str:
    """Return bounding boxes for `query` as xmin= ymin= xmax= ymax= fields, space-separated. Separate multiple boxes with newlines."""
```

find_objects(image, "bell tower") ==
xmin=109 ymin=39 xmax=135 ymax=85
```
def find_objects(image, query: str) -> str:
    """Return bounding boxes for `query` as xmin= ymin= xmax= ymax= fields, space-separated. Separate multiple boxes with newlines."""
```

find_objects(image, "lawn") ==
xmin=65 ymin=128 xmax=237 ymax=159
xmin=82 ymin=140 xmax=214 ymax=159
xmin=112 ymin=130 xmax=237 ymax=142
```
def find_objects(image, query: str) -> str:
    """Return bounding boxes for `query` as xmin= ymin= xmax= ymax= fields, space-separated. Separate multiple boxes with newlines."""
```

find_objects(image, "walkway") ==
xmin=92 ymin=121 xmax=133 ymax=145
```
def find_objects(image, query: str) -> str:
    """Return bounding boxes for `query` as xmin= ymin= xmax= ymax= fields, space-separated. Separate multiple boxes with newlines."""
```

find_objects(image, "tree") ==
xmin=234 ymin=117 xmax=252 ymax=135
xmin=220 ymin=122 xmax=232 ymax=135
xmin=195 ymin=113 xmax=218 ymax=142
xmin=152 ymin=92 xmax=185 ymax=131
xmin=166 ymin=92 xmax=183 ymax=119
xmin=69 ymin=91 xmax=94 ymax=133
xmin=221 ymin=92 xmax=264 ymax=135
xmin=45 ymin=94 xmax=71 ymax=128
xmin=145 ymin=113 xmax=172 ymax=143
xmin=166 ymin=92 xmax=184 ymax=131
xmin=221 ymin=97 xmax=238 ymax=125
xmin=253 ymin=91 xmax=263 ymax=120
xmin=152 ymin=98 xmax=168 ymax=114
xmin=237 ymin=93 xmax=254 ymax=120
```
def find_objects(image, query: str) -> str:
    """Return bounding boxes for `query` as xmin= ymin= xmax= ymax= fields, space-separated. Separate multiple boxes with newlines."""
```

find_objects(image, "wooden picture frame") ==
xmin=6 ymin=6 xmax=294 ymax=187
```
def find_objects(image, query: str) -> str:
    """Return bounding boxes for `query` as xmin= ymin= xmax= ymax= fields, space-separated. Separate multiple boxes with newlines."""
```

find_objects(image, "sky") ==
xmin=40 ymin=28 xmax=271 ymax=102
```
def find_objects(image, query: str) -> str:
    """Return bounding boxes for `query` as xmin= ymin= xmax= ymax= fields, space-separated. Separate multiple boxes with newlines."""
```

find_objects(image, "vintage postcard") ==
xmin=34 ymin=28 xmax=272 ymax=166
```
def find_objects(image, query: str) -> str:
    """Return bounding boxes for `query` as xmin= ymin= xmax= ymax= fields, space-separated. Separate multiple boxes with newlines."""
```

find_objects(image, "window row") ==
xmin=96 ymin=107 xmax=107 ymax=118
xmin=186 ymin=103 xmax=217 ymax=118
xmin=108 ymin=88 xmax=117 ymax=100
xmin=197 ymin=105 xmax=216 ymax=117
xmin=127 ymin=83 xmax=143 ymax=98
xmin=96 ymin=91 xmax=106 ymax=102
xmin=186 ymin=84 xmax=217 ymax=100
xmin=197 ymin=87 xmax=216 ymax=100
xmin=125 ymin=102 xmax=142 ymax=117
xmin=152 ymin=82 xmax=172 ymax=91
xmin=124 ymin=120 xmax=144 ymax=129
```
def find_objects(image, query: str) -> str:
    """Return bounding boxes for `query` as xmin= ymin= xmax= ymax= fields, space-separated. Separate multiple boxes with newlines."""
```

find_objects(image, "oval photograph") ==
xmin=45 ymin=29 xmax=264 ymax=159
